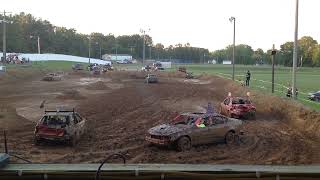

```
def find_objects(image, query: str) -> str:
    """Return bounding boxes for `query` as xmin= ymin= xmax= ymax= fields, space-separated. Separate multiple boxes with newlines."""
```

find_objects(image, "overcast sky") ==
xmin=1 ymin=0 xmax=319 ymax=51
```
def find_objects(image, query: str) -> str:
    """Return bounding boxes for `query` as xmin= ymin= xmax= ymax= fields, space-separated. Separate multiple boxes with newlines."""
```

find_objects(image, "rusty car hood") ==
xmin=148 ymin=124 xmax=190 ymax=136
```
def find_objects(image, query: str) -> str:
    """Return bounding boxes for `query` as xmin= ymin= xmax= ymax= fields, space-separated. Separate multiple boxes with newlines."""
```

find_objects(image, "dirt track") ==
xmin=0 ymin=69 xmax=320 ymax=164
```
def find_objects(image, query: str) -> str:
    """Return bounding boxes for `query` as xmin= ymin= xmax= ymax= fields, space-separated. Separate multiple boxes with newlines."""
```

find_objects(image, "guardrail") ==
xmin=1 ymin=164 xmax=320 ymax=179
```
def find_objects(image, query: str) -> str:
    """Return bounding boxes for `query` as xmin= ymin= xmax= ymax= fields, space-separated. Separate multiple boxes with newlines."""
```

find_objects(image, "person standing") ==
xmin=245 ymin=70 xmax=251 ymax=86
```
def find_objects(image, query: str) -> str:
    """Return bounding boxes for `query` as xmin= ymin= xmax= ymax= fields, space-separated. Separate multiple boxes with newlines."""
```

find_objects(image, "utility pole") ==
xmin=100 ymin=46 xmax=102 ymax=60
xmin=88 ymin=36 xmax=91 ymax=64
xmin=37 ymin=36 xmax=41 ymax=54
xmin=271 ymin=44 xmax=276 ymax=93
xmin=292 ymin=0 xmax=299 ymax=99
xmin=149 ymin=45 xmax=152 ymax=59
xmin=115 ymin=40 xmax=118 ymax=61
xmin=1 ymin=10 xmax=12 ymax=63
xmin=140 ymin=28 xmax=150 ymax=65
xmin=229 ymin=17 xmax=236 ymax=81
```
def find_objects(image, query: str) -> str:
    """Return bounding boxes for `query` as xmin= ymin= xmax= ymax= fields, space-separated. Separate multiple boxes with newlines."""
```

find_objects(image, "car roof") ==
xmin=180 ymin=112 xmax=221 ymax=117
xmin=44 ymin=112 xmax=74 ymax=116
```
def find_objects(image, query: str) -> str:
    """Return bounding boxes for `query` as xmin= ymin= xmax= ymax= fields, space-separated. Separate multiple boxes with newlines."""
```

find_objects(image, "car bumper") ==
xmin=231 ymin=110 xmax=255 ymax=118
xmin=35 ymin=134 xmax=70 ymax=142
xmin=145 ymin=136 xmax=170 ymax=145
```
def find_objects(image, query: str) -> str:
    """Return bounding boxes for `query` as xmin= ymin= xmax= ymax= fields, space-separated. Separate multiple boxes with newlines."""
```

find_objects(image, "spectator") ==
xmin=245 ymin=70 xmax=251 ymax=86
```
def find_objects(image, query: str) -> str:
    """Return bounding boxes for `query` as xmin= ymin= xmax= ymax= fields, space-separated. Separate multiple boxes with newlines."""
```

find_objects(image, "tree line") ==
xmin=0 ymin=12 xmax=319 ymax=66
xmin=212 ymin=36 xmax=320 ymax=67
xmin=0 ymin=12 xmax=209 ymax=63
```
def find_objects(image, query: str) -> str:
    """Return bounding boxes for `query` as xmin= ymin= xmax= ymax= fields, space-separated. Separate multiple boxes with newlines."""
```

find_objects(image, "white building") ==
xmin=223 ymin=60 xmax=232 ymax=65
xmin=102 ymin=54 xmax=132 ymax=61
xmin=208 ymin=59 xmax=217 ymax=64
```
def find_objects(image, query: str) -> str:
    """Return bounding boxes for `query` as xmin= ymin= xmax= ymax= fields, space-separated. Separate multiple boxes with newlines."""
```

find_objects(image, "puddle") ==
xmin=78 ymin=78 xmax=111 ymax=85
xmin=183 ymin=79 xmax=211 ymax=85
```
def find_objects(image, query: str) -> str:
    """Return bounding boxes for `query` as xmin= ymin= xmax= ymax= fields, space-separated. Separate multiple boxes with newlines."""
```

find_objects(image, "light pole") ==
xmin=88 ymin=36 xmax=91 ymax=64
xmin=30 ymin=36 xmax=41 ymax=54
xmin=229 ymin=16 xmax=236 ymax=81
xmin=140 ymin=28 xmax=150 ymax=64
xmin=292 ymin=0 xmax=299 ymax=99
xmin=95 ymin=42 xmax=102 ymax=60
xmin=1 ymin=10 xmax=12 ymax=63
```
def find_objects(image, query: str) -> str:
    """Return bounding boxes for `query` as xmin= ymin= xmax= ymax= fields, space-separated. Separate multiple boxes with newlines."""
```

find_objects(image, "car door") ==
xmin=75 ymin=113 xmax=85 ymax=136
xmin=221 ymin=98 xmax=230 ymax=115
xmin=190 ymin=117 xmax=211 ymax=145
xmin=207 ymin=115 xmax=227 ymax=143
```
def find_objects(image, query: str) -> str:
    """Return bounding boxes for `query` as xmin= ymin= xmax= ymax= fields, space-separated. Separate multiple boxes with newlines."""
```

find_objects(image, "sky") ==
xmin=0 ymin=0 xmax=319 ymax=51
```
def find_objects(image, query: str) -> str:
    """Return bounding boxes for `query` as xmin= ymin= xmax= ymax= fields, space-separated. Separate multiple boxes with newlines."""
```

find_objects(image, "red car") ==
xmin=220 ymin=95 xmax=256 ymax=120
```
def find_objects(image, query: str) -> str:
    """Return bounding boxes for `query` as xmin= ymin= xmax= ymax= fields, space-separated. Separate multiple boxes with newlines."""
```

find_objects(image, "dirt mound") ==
xmin=0 ymin=105 xmax=34 ymax=131
xmin=158 ymin=71 xmax=186 ymax=78
xmin=56 ymin=89 xmax=86 ymax=100
xmin=85 ymin=81 xmax=110 ymax=90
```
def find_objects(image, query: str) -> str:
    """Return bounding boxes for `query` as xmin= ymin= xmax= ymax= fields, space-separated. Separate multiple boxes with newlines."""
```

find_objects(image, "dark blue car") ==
xmin=308 ymin=91 xmax=320 ymax=102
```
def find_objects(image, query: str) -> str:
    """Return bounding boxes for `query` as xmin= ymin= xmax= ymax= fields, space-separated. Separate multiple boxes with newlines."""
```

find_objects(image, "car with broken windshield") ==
xmin=146 ymin=112 xmax=243 ymax=151
xmin=34 ymin=109 xmax=86 ymax=146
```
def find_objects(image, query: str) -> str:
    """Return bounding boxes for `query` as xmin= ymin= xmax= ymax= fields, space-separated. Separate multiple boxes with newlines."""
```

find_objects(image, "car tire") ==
xmin=69 ymin=136 xmax=77 ymax=147
xmin=225 ymin=131 xmax=236 ymax=145
xmin=34 ymin=137 xmax=40 ymax=146
xmin=176 ymin=136 xmax=191 ymax=152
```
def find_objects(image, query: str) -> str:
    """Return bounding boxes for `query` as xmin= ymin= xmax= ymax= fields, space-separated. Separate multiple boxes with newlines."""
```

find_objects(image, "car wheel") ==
xmin=176 ymin=136 xmax=191 ymax=152
xmin=34 ymin=137 xmax=40 ymax=146
xmin=225 ymin=131 xmax=236 ymax=145
xmin=69 ymin=136 xmax=77 ymax=147
xmin=251 ymin=113 xmax=256 ymax=120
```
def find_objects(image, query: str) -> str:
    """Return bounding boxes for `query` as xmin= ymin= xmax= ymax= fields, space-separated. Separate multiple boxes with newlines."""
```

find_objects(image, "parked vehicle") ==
xmin=146 ymin=112 xmax=243 ymax=151
xmin=145 ymin=74 xmax=158 ymax=83
xmin=220 ymin=94 xmax=256 ymax=120
xmin=308 ymin=91 xmax=320 ymax=102
xmin=34 ymin=109 xmax=86 ymax=146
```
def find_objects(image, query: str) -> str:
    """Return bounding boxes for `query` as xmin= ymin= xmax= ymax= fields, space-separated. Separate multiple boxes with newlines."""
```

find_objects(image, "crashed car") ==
xmin=145 ymin=74 xmax=158 ymax=83
xmin=178 ymin=66 xmax=187 ymax=73
xmin=102 ymin=64 xmax=114 ymax=72
xmin=72 ymin=63 xmax=84 ymax=71
xmin=185 ymin=72 xmax=194 ymax=79
xmin=146 ymin=112 xmax=242 ymax=151
xmin=220 ymin=93 xmax=256 ymax=120
xmin=91 ymin=66 xmax=101 ymax=75
xmin=308 ymin=91 xmax=320 ymax=102
xmin=42 ymin=73 xmax=62 ymax=81
xmin=142 ymin=65 xmax=152 ymax=72
xmin=34 ymin=109 xmax=86 ymax=146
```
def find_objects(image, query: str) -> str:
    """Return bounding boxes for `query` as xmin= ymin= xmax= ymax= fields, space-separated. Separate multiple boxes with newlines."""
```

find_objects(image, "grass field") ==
xmin=168 ymin=64 xmax=320 ymax=110
xmin=4 ymin=61 xmax=320 ymax=110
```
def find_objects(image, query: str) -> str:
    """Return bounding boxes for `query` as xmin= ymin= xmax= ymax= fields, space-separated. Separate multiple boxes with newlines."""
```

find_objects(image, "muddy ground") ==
xmin=0 ymin=69 xmax=320 ymax=165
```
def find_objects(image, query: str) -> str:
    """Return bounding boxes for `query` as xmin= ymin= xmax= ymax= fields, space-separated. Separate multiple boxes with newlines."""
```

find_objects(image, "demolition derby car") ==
xmin=219 ymin=93 xmax=256 ymax=120
xmin=42 ymin=73 xmax=62 ymax=81
xmin=145 ymin=74 xmax=158 ymax=83
xmin=34 ymin=108 xmax=86 ymax=146
xmin=146 ymin=111 xmax=243 ymax=151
